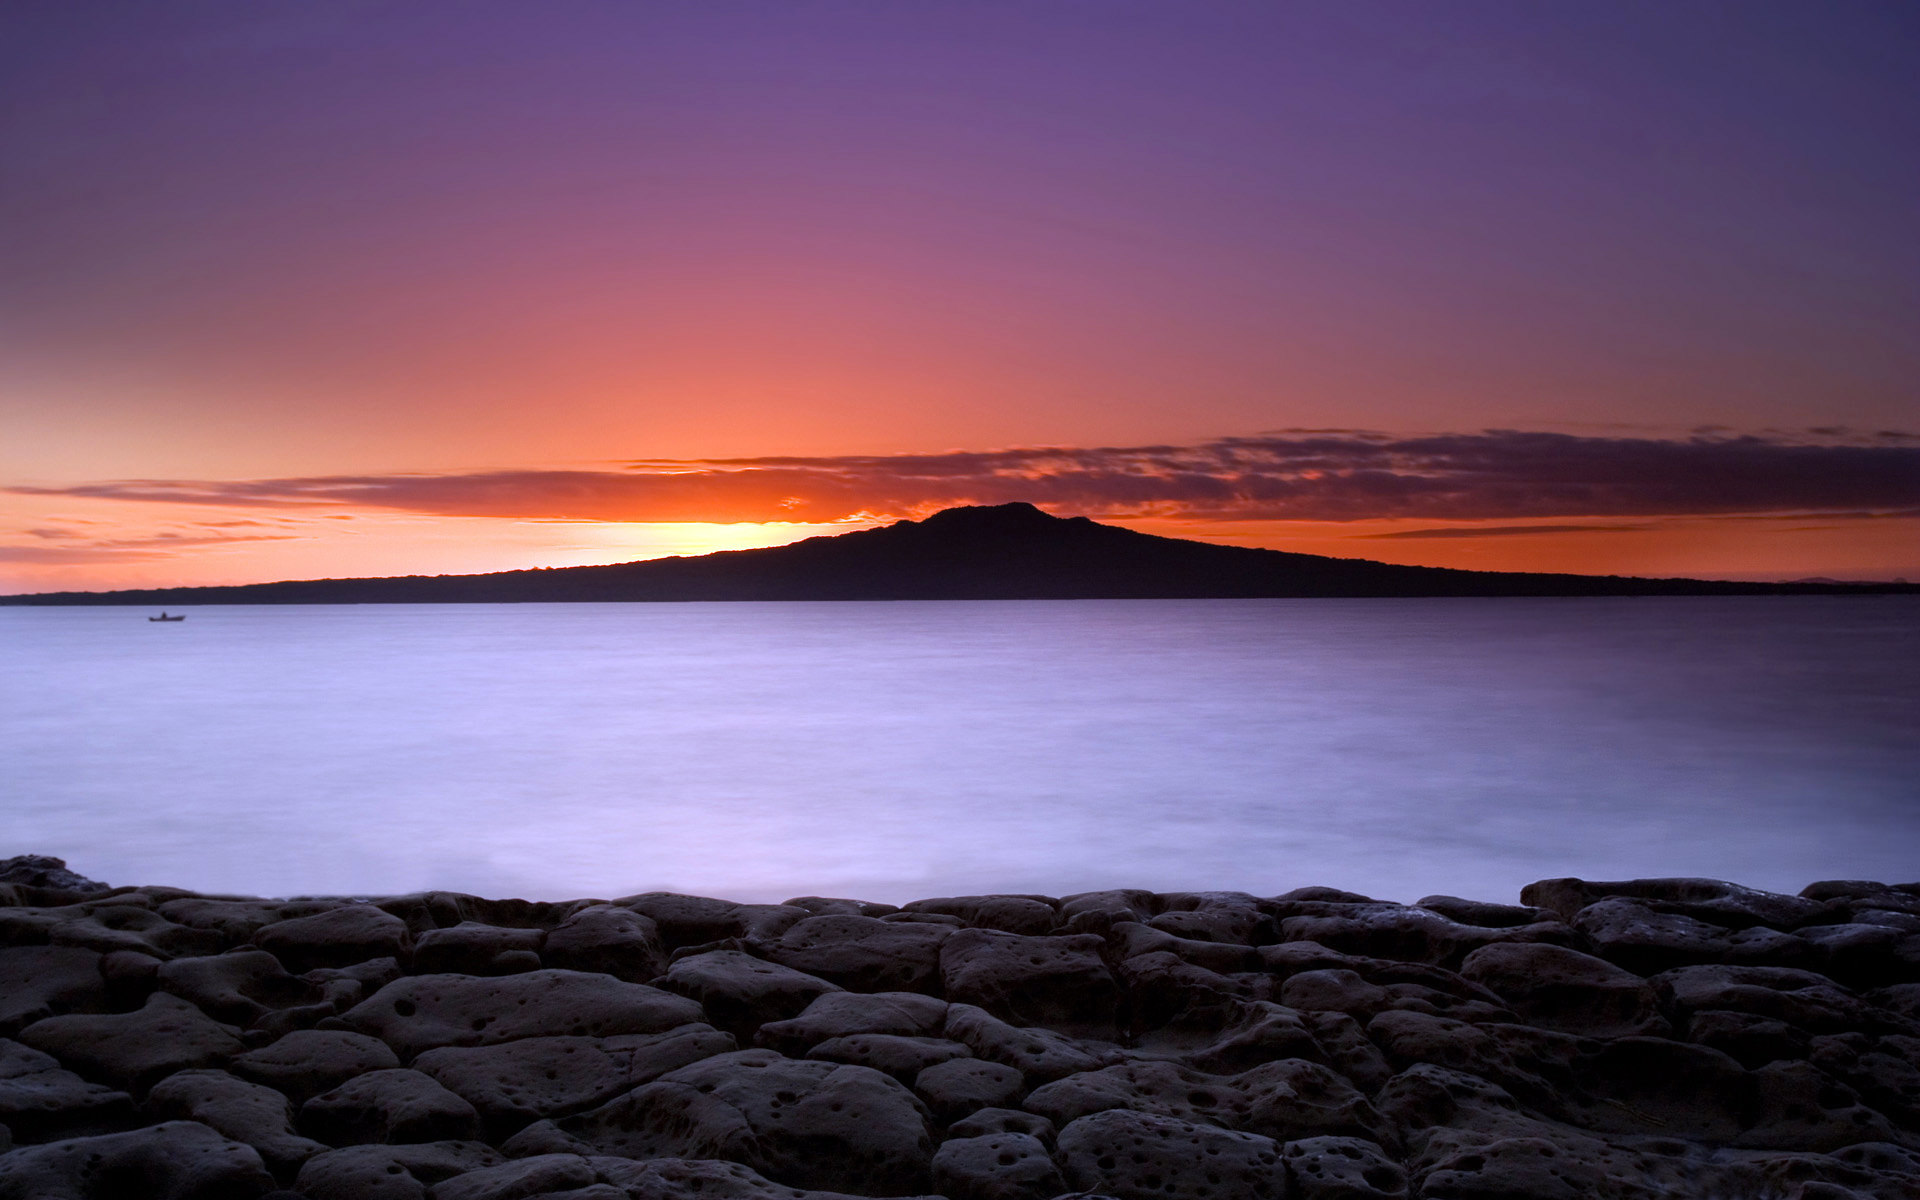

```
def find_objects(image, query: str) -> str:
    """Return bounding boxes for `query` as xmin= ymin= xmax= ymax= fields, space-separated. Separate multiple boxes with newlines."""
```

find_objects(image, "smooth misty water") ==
xmin=3 ymin=598 xmax=1916 ymax=905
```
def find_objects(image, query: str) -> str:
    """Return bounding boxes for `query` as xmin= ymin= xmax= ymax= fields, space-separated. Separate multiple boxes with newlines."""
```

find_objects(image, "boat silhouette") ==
xmin=148 ymin=612 xmax=185 ymax=622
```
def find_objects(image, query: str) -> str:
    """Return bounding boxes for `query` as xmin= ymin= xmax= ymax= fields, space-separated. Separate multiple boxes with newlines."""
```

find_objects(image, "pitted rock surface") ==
xmin=2 ymin=869 xmax=1918 ymax=1198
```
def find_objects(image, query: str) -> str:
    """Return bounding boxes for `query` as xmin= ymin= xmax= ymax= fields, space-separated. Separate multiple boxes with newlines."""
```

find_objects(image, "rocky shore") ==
xmin=0 ymin=857 xmax=1916 ymax=1199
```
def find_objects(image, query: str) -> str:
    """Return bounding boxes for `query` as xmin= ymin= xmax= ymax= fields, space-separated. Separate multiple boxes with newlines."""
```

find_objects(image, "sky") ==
xmin=3 ymin=0 xmax=1916 ymax=591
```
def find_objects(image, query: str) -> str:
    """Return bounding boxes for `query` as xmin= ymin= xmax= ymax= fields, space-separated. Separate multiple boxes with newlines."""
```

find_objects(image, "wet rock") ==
xmin=659 ymin=950 xmax=842 ymax=1036
xmin=763 ymin=915 xmax=953 ymax=993
xmin=1460 ymin=942 xmax=1667 ymax=1037
xmin=20 ymin=991 xmax=247 ymax=1093
xmin=1796 ymin=922 xmax=1920 ymax=990
xmin=1654 ymin=963 xmax=1872 ymax=1034
xmin=373 ymin=893 xmax=584 ymax=938
xmin=146 ymin=1068 xmax=326 ymax=1176
xmin=0 ymin=1037 xmax=134 ymax=1142
xmin=413 ymin=1025 xmax=734 ymax=1138
xmin=902 ymin=896 xmax=1059 ymax=936
xmin=755 ymin=991 xmax=949 ymax=1056
xmin=412 ymin=923 xmax=545 ymax=976
xmin=540 ymin=904 xmax=666 ymax=981
xmin=949 ymin=1106 xmax=1055 ymax=1142
xmin=931 ymin=1131 xmax=1065 ymax=1200
xmin=230 ymin=1028 xmax=403 ymax=1103
xmin=942 ymin=1003 xmax=1114 ymax=1083
xmin=913 ymin=1057 xmax=1025 ymax=1122
xmin=1148 ymin=893 xmax=1270 ymax=946
xmin=156 ymin=898 xmax=344 ymax=945
xmin=1278 ymin=905 xmax=1568 ymax=969
xmin=157 ymin=950 xmax=325 ymax=1028
xmin=0 ymin=946 xmax=108 ymax=1035
xmin=615 ymin=894 xmax=807 ymax=948
xmin=1571 ymin=897 xmax=1813 ymax=975
xmin=300 ymin=1068 xmax=480 ymax=1145
xmin=1525 ymin=876 xmax=1837 ymax=931
xmin=1283 ymin=1136 xmax=1407 ymax=1199
xmin=515 ymin=1049 xmax=934 ymax=1194
xmin=37 ymin=903 xmax=224 ymax=959
xmin=805 ymin=1033 xmax=970 ymax=1081
xmin=783 ymin=896 xmax=901 ymax=919
xmin=339 ymin=969 xmax=703 ymax=1058
xmin=294 ymin=1140 xmax=505 ymax=1200
xmin=1109 ymin=921 xmax=1259 ymax=974
xmin=254 ymin=905 xmax=413 ymax=973
xmin=0 ymin=1119 xmax=275 ymax=1199
xmin=939 ymin=929 xmax=1119 ymax=1029
xmin=1055 ymin=1107 xmax=1288 ymax=1200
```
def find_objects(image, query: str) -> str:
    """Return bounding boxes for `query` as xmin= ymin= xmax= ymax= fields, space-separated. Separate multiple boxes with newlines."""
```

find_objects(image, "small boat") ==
xmin=149 ymin=612 xmax=185 ymax=622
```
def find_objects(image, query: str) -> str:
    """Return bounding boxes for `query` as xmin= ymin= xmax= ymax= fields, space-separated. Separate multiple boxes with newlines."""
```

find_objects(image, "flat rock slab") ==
xmin=18 ymin=991 xmax=246 ymax=1092
xmin=413 ymin=1025 xmax=735 ymax=1138
xmin=0 ymin=1037 xmax=134 ymax=1142
xmin=230 ymin=1028 xmax=402 ymax=1102
xmin=0 ymin=946 xmax=108 ymax=1036
xmin=301 ymin=1067 xmax=481 ymax=1145
xmin=0 ymin=1119 xmax=276 ymax=1200
xmin=340 ymin=970 xmax=704 ymax=1058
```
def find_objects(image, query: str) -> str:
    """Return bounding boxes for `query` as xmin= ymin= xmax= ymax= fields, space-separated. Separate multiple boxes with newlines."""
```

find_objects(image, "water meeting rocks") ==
xmin=2 ymin=867 xmax=1919 ymax=1199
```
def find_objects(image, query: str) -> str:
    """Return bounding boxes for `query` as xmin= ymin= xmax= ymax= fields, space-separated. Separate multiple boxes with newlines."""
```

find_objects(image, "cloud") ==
xmin=10 ymin=430 xmax=1919 ymax=526
xmin=1356 ymin=523 xmax=1655 ymax=540
xmin=0 ymin=531 xmax=300 ymax=565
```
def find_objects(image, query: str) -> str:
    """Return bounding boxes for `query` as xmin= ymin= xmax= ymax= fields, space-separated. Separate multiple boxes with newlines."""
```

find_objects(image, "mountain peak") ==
xmin=915 ymin=501 xmax=1063 ymax=529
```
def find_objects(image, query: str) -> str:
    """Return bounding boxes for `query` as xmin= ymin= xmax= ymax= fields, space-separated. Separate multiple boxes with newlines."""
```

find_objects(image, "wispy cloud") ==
xmin=11 ymin=430 xmax=1919 ymax=526
xmin=1356 ymin=523 xmax=1655 ymax=540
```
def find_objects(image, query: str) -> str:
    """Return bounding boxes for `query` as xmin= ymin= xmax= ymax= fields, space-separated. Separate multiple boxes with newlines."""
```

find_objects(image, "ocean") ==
xmin=4 ymin=597 xmax=1915 ymax=905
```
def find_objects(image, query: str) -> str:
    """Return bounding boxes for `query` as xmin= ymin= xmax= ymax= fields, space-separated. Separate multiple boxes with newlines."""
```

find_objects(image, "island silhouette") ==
xmin=3 ymin=502 xmax=1914 ymax=604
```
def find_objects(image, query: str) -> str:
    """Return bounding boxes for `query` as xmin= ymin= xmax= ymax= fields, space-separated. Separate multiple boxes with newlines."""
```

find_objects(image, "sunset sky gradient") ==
xmin=4 ymin=1 xmax=1916 ymax=590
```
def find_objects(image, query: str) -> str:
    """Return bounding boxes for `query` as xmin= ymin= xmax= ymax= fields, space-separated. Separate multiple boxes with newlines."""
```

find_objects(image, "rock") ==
xmin=931 ymin=1132 xmax=1065 ymax=1200
xmin=1795 ymin=923 xmax=1920 ymax=990
xmin=1109 ymin=921 xmax=1259 ymax=974
xmin=0 ymin=856 xmax=111 ymax=897
xmin=1280 ymin=969 xmax=1392 ymax=1018
xmin=1808 ymin=1032 xmax=1920 ymax=1126
xmin=1524 ymin=876 xmax=1836 ymax=930
xmin=339 ymin=970 xmax=703 ymax=1058
xmin=1026 ymin=1060 xmax=1248 ymax=1128
xmin=1460 ymin=942 xmax=1667 ymax=1037
xmin=1571 ymin=897 xmax=1816 ymax=975
xmin=294 ymin=1141 xmax=505 ymax=1200
xmin=254 ymin=905 xmax=414 ymax=973
xmin=540 ymin=905 xmax=666 ymax=981
xmin=1415 ymin=896 xmax=1553 ymax=929
xmin=615 ymin=894 xmax=808 ymax=948
xmin=902 ymin=896 xmax=1059 ymax=936
xmin=0 ymin=946 xmax=108 ymax=1036
xmin=518 ymin=1049 xmax=935 ymax=1195
xmin=1237 ymin=1058 xmax=1394 ymax=1146
xmin=1366 ymin=1011 xmax=1584 ymax=1114
xmin=20 ymin=991 xmax=247 ymax=1092
xmin=806 ymin=1034 xmax=970 ymax=1081
xmin=422 ymin=1153 xmax=597 ymax=1200
xmin=949 ymin=1106 xmax=1055 ymax=1142
xmin=300 ymin=1068 xmax=481 ymax=1145
xmin=1139 ymin=998 xmax=1322 ymax=1075
xmin=913 ymin=1056 xmax=1025 ymax=1122
xmin=413 ymin=1026 xmax=734 ymax=1138
xmin=156 ymin=898 xmax=344 ymax=945
xmin=146 ymin=1068 xmax=327 ymax=1176
xmin=0 ymin=1119 xmax=275 ymax=1199
xmin=941 ymin=1003 xmax=1113 ymax=1083
xmin=1414 ymin=1134 xmax=1680 ymax=1200
xmin=0 ymin=1037 xmax=134 ymax=1141
xmin=1283 ymin=1136 xmax=1408 ymax=1199
xmin=1567 ymin=1036 xmax=1754 ymax=1141
xmin=1148 ymin=893 xmax=1270 ymax=945
xmin=939 ymin=929 xmax=1119 ymax=1029
xmin=1737 ymin=1059 xmax=1906 ymax=1152
xmin=1686 ymin=1009 xmax=1813 ymax=1068
xmin=1653 ymin=963 xmax=1872 ymax=1034
xmin=1056 ymin=1108 xmax=1288 ymax=1200
xmin=157 ymin=950 xmax=325 ymax=1028
xmin=412 ymin=923 xmax=545 ymax=976
xmin=1279 ymin=905 xmax=1565 ymax=969
xmin=763 ymin=915 xmax=953 ymax=993
xmin=784 ymin=896 xmax=901 ymax=919
xmin=99 ymin=948 xmax=163 ymax=1009
xmin=230 ymin=1029 xmax=403 ymax=1103
xmin=659 ymin=951 xmax=842 ymax=1036
xmin=756 ymin=991 xmax=950 ymax=1055
xmin=35 ymin=903 xmax=224 ymax=959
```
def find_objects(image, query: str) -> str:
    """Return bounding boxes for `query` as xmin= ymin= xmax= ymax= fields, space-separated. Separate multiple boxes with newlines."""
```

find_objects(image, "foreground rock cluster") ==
xmin=0 ymin=857 xmax=1917 ymax=1199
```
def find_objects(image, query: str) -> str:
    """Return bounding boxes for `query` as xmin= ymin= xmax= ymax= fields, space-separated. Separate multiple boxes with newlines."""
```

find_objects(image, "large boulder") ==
xmin=0 ymin=1038 xmax=134 ymax=1142
xmin=146 ymin=1068 xmax=327 ymax=1177
xmin=19 ymin=992 xmax=247 ymax=1092
xmin=300 ymin=1068 xmax=481 ymax=1145
xmin=540 ymin=905 xmax=666 ymax=981
xmin=938 ymin=929 xmax=1118 ymax=1029
xmin=1283 ymin=1136 xmax=1408 ymax=1199
xmin=411 ymin=923 xmax=545 ymax=977
xmin=229 ymin=1029 xmax=402 ymax=1103
xmin=1459 ymin=942 xmax=1667 ymax=1038
xmin=338 ymin=970 xmax=703 ymax=1058
xmin=0 ymin=1119 xmax=275 ymax=1200
xmin=931 ymin=1131 xmax=1064 ymax=1200
xmin=763 ymin=916 xmax=954 ymax=993
xmin=1055 ymin=1108 xmax=1288 ymax=1200
xmin=509 ymin=1049 xmax=935 ymax=1195
xmin=156 ymin=950 xmax=326 ymax=1028
xmin=658 ymin=951 xmax=842 ymax=1036
xmin=0 ymin=946 xmax=108 ymax=1036
xmin=254 ymin=905 xmax=413 ymax=973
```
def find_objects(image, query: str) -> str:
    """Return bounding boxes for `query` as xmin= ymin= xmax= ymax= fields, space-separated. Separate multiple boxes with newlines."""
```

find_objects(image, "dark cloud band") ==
xmin=12 ymin=431 xmax=1919 ymax=525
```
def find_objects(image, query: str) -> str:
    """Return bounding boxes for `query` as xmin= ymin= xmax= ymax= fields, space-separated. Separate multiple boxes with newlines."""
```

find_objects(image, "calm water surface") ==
xmin=4 ymin=598 xmax=1915 ymax=904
